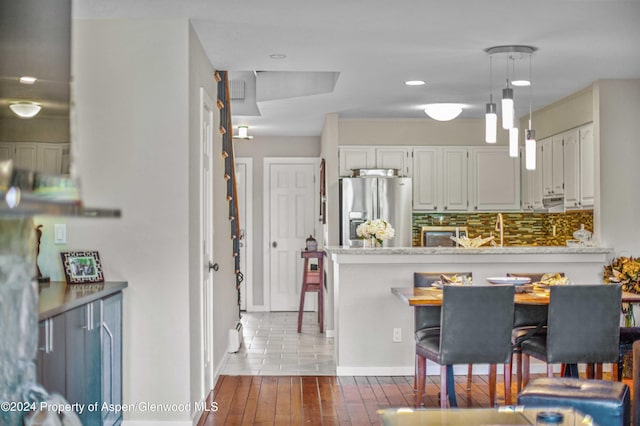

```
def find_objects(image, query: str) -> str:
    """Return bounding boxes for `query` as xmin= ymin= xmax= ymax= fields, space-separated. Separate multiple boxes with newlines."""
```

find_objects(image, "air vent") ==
xmin=229 ymin=80 xmax=245 ymax=100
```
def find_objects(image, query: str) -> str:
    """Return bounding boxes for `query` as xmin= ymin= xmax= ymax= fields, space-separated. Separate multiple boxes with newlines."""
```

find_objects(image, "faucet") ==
xmin=495 ymin=213 xmax=504 ymax=247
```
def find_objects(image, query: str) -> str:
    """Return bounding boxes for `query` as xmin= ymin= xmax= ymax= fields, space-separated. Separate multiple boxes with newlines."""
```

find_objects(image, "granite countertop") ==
xmin=38 ymin=281 xmax=128 ymax=320
xmin=325 ymin=246 xmax=613 ymax=255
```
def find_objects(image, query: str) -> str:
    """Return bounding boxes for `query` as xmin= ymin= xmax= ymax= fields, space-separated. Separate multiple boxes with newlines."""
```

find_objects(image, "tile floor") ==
xmin=221 ymin=311 xmax=336 ymax=376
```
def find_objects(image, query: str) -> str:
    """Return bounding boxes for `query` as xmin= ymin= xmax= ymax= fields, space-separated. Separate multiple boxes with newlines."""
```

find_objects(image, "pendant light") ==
xmin=525 ymin=54 xmax=537 ymax=170
xmin=484 ymin=45 xmax=537 ymax=159
xmin=485 ymin=56 xmax=497 ymax=143
xmin=509 ymin=127 xmax=519 ymax=158
xmin=501 ymin=87 xmax=514 ymax=130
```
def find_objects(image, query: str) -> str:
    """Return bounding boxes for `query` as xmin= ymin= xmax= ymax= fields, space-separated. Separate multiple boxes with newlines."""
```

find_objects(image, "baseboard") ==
xmin=335 ymin=362 xmax=591 ymax=376
xmin=123 ymin=421 xmax=191 ymax=426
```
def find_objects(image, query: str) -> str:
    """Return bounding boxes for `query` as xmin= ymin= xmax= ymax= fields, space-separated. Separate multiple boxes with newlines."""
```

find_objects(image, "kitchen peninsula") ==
xmin=325 ymin=245 xmax=612 ymax=376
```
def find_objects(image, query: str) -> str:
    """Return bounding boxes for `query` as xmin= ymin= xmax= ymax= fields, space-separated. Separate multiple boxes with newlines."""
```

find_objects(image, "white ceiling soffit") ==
xmin=229 ymin=71 xmax=261 ymax=116
xmin=256 ymin=71 xmax=340 ymax=102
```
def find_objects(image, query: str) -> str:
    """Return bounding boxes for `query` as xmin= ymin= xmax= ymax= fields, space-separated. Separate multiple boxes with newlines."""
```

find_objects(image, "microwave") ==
xmin=421 ymin=226 xmax=468 ymax=247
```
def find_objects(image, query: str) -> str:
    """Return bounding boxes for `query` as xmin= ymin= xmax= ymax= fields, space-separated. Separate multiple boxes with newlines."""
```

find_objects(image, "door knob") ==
xmin=209 ymin=262 xmax=219 ymax=272
xmin=272 ymin=241 xmax=278 ymax=248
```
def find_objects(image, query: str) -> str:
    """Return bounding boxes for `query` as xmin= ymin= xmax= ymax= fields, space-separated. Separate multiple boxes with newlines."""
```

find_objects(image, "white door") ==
xmin=235 ymin=158 xmax=253 ymax=311
xmin=200 ymin=88 xmax=214 ymax=395
xmin=266 ymin=159 xmax=318 ymax=311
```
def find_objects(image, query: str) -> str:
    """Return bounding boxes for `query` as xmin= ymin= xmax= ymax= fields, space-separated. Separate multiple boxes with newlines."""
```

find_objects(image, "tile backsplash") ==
xmin=412 ymin=210 xmax=594 ymax=247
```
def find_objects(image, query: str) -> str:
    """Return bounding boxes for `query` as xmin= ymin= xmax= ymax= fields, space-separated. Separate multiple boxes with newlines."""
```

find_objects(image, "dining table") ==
xmin=391 ymin=285 xmax=640 ymax=306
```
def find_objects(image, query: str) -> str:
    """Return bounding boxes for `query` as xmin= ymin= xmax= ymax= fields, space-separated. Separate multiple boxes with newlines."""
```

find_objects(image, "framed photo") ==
xmin=60 ymin=251 xmax=104 ymax=284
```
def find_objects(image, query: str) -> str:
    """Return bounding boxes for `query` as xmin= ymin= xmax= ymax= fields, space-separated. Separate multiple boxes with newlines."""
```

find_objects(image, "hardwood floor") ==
xmin=197 ymin=373 xmax=533 ymax=425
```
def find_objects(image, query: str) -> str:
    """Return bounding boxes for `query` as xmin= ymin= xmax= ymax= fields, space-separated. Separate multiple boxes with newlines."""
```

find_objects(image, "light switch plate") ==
xmin=54 ymin=224 xmax=66 ymax=244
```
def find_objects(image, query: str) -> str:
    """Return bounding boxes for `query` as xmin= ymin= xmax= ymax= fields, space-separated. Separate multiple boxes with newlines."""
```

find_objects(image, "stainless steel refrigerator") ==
xmin=340 ymin=176 xmax=412 ymax=247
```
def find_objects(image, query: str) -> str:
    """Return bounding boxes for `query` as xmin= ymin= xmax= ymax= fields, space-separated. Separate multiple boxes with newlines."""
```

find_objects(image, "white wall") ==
xmin=596 ymin=80 xmax=640 ymax=255
xmin=61 ymin=18 xmax=235 ymax=423
xmin=338 ymin=117 xmax=509 ymax=147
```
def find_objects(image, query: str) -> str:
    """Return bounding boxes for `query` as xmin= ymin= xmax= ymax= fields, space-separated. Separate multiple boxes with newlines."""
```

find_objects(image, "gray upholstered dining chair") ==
xmin=507 ymin=272 xmax=562 ymax=391
xmin=521 ymin=284 xmax=622 ymax=387
xmin=415 ymin=284 xmax=515 ymax=408
xmin=413 ymin=272 xmax=472 ymax=407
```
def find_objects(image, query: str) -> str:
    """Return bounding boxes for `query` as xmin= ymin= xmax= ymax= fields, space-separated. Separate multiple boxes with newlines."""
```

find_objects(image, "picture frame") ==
xmin=60 ymin=251 xmax=104 ymax=284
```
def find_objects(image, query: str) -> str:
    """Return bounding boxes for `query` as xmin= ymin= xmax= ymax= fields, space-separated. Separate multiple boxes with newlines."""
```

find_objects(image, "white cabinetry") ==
xmin=469 ymin=147 xmax=520 ymax=211
xmin=520 ymin=145 xmax=544 ymax=211
xmin=0 ymin=142 xmax=70 ymax=174
xmin=563 ymin=124 xmax=595 ymax=209
xmin=339 ymin=146 xmax=412 ymax=176
xmin=541 ymin=136 xmax=564 ymax=196
xmin=412 ymin=147 xmax=468 ymax=211
xmin=563 ymin=129 xmax=580 ymax=208
xmin=338 ymin=147 xmax=375 ymax=176
xmin=579 ymin=124 xmax=595 ymax=207
xmin=375 ymin=147 xmax=412 ymax=176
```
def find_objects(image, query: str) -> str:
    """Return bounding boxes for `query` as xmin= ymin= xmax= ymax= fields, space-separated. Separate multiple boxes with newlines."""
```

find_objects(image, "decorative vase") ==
xmin=363 ymin=237 xmax=381 ymax=248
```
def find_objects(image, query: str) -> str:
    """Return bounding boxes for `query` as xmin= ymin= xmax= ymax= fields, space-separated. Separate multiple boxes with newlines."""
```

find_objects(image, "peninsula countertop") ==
xmin=325 ymin=245 xmax=612 ymax=255
xmin=38 ymin=281 xmax=128 ymax=321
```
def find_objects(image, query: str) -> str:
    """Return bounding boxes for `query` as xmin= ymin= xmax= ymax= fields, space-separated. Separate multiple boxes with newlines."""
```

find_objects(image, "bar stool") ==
xmin=297 ymin=250 xmax=325 ymax=333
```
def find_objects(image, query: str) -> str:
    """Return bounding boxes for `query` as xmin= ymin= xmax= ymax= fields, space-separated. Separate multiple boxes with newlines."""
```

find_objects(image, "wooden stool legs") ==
xmin=297 ymin=250 xmax=325 ymax=333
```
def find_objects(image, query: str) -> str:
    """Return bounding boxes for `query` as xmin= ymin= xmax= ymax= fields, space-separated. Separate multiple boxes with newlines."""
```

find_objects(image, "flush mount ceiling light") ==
xmin=269 ymin=53 xmax=287 ymax=60
xmin=233 ymin=125 xmax=253 ymax=140
xmin=405 ymin=80 xmax=425 ymax=86
xmin=424 ymin=103 xmax=463 ymax=121
xmin=9 ymin=102 xmax=42 ymax=118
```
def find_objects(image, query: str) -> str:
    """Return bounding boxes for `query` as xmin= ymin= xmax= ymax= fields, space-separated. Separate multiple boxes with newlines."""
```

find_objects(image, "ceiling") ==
xmin=73 ymin=0 xmax=640 ymax=137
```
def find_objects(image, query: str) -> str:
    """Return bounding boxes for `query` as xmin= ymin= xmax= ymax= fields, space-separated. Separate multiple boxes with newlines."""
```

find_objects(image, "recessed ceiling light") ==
xmin=405 ymin=80 xmax=425 ymax=86
xmin=19 ymin=76 xmax=37 ymax=84
xmin=512 ymin=80 xmax=531 ymax=87
xmin=269 ymin=54 xmax=287 ymax=60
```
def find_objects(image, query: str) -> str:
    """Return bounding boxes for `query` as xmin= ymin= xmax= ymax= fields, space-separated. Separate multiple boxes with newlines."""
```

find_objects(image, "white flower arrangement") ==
xmin=356 ymin=219 xmax=395 ymax=246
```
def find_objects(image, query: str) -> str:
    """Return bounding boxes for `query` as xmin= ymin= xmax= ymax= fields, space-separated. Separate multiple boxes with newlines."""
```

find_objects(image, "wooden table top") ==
xmin=391 ymin=286 xmax=640 ymax=306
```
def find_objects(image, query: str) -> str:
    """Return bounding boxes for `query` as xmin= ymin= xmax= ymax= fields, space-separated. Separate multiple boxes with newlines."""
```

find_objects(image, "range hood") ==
xmin=542 ymin=195 xmax=565 ymax=213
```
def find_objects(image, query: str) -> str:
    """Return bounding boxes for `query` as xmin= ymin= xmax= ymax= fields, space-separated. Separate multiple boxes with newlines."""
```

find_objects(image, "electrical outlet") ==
xmin=392 ymin=328 xmax=402 ymax=342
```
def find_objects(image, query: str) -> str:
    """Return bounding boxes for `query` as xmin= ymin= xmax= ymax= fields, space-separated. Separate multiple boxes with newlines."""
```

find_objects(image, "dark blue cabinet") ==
xmin=37 ymin=289 xmax=123 ymax=425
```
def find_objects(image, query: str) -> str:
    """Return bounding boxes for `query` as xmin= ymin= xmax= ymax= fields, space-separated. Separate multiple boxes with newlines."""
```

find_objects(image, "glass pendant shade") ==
xmin=525 ymin=129 xmax=536 ymax=170
xmin=501 ymin=87 xmax=514 ymax=129
xmin=485 ymin=103 xmax=497 ymax=143
xmin=509 ymin=127 xmax=519 ymax=157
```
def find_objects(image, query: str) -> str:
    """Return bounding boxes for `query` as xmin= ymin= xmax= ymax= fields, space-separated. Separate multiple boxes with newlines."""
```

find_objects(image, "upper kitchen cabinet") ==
xmin=563 ymin=129 xmax=580 ymax=208
xmin=564 ymin=124 xmax=595 ymax=209
xmin=579 ymin=124 xmax=595 ymax=207
xmin=520 ymin=144 xmax=544 ymax=211
xmin=375 ymin=147 xmax=412 ymax=176
xmin=338 ymin=146 xmax=411 ymax=176
xmin=0 ymin=142 xmax=70 ymax=175
xmin=413 ymin=147 xmax=468 ymax=212
xmin=469 ymin=147 xmax=520 ymax=211
xmin=541 ymin=135 xmax=564 ymax=196
xmin=338 ymin=147 xmax=375 ymax=176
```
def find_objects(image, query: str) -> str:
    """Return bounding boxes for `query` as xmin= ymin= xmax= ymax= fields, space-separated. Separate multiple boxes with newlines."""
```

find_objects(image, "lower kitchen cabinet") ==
xmin=37 ymin=315 xmax=67 ymax=396
xmin=37 ymin=286 xmax=124 ymax=425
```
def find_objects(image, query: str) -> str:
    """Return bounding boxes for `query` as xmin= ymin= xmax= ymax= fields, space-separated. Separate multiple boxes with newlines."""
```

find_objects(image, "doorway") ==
xmin=264 ymin=158 xmax=319 ymax=311
xmin=235 ymin=157 xmax=253 ymax=311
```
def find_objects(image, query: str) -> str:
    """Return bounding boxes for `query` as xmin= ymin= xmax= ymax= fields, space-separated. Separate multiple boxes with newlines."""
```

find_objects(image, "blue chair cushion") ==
xmin=517 ymin=377 xmax=630 ymax=426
